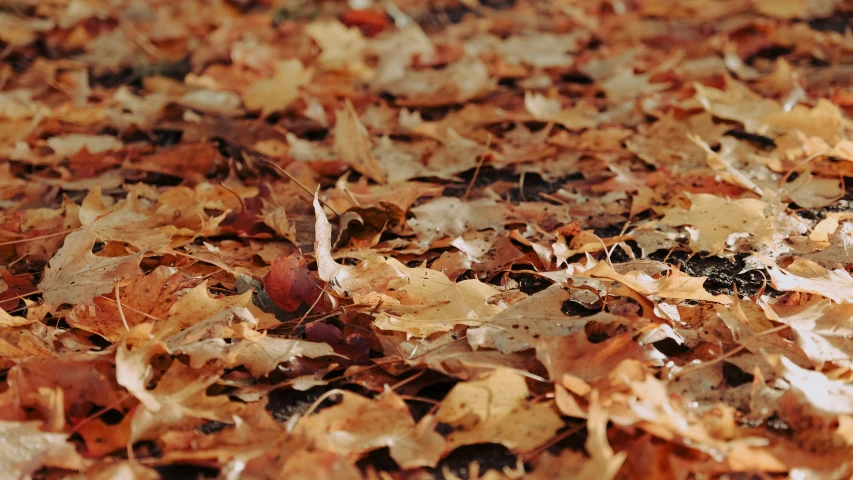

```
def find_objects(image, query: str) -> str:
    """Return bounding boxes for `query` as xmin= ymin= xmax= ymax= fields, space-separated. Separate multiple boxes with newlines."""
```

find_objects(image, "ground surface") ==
xmin=2 ymin=0 xmax=853 ymax=478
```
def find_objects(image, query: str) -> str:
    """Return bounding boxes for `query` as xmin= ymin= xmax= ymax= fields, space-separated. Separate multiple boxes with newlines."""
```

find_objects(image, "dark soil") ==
xmin=650 ymin=251 xmax=771 ymax=297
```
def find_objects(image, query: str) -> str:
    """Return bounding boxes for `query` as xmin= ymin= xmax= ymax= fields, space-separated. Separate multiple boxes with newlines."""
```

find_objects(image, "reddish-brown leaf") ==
xmin=263 ymin=253 xmax=320 ymax=312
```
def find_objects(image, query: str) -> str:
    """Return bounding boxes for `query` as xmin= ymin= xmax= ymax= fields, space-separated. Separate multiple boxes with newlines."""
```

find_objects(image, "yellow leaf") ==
xmin=243 ymin=59 xmax=312 ymax=117
xmin=38 ymin=226 xmax=143 ymax=312
xmin=332 ymin=99 xmax=387 ymax=183
xmin=163 ymin=281 xmax=252 ymax=334
xmin=436 ymin=369 xmax=562 ymax=452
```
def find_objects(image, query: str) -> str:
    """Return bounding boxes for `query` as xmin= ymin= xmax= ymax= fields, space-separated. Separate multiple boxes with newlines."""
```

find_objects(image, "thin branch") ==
xmin=255 ymin=156 xmax=340 ymax=217
xmin=0 ymin=229 xmax=78 ymax=246
xmin=673 ymin=324 xmax=791 ymax=379
xmin=115 ymin=283 xmax=130 ymax=331
xmin=462 ymin=133 xmax=493 ymax=200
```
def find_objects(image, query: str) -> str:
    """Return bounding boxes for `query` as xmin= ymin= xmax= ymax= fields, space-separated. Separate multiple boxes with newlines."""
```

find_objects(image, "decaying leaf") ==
xmin=660 ymin=193 xmax=775 ymax=255
xmin=6 ymin=0 xmax=853 ymax=477
xmin=764 ymin=257 xmax=853 ymax=303
xmin=38 ymin=227 xmax=143 ymax=312
xmin=435 ymin=368 xmax=563 ymax=452
xmin=243 ymin=59 xmax=311 ymax=117
xmin=298 ymin=391 xmax=444 ymax=467
xmin=0 ymin=421 xmax=87 ymax=477
xmin=333 ymin=99 xmax=387 ymax=183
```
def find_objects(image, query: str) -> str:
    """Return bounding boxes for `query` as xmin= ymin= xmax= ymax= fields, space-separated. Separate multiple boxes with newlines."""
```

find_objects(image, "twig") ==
xmin=287 ymin=285 xmax=328 ymax=337
xmin=673 ymin=324 xmax=791 ymax=378
xmin=388 ymin=369 xmax=427 ymax=392
xmin=778 ymin=150 xmax=831 ymax=186
xmin=0 ymin=229 xmax=78 ymax=246
xmin=101 ymin=297 xmax=162 ymax=323
xmin=255 ymin=156 xmax=340 ymax=217
xmin=462 ymin=134 xmax=493 ymax=200
xmin=522 ymin=423 xmax=587 ymax=462
xmin=115 ymin=283 xmax=130 ymax=331
xmin=69 ymin=392 xmax=133 ymax=434
xmin=218 ymin=182 xmax=245 ymax=213
xmin=172 ymin=251 xmax=242 ymax=276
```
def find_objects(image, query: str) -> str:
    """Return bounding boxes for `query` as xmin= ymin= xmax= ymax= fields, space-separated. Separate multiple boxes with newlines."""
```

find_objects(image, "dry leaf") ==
xmin=243 ymin=59 xmax=312 ymax=117
xmin=660 ymin=193 xmax=774 ymax=255
xmin=764 ymin=257 xmax=853 ymax=303
xmin=435 ymin=368 xmax=563 ymax=452
xmin=38 ymin=227 xmax=143 ymax=312
xmin=298 ymin=391 xmax=444 ymax=467
xmin=0 ymin=421 xmax=87 ymax=477
xmin=333 ymin=99 xmax=387 ymax=183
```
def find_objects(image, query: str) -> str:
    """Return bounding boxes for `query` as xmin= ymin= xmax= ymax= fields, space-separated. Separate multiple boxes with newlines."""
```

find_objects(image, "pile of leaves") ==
xmin=3 ymin=0 xmax=853 ymax=477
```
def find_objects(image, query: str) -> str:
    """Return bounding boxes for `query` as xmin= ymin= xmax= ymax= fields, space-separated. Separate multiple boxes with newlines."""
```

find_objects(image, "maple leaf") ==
xmin=67 ymin=266 xmax=183 ymax=341
xmin=435 ymin=368 xmax=563 ymax=452
xmin=38 ymin=226 xmax=144 ymax=312
xmin=660 ymin=193 xmax=775 ymax=255
xmin=332 ymin=99 xmax=387 ymax=183
xmin=263 ymin=253 xmax=320 ymax=312
xmin=243 ymin=59 xmax=312 ymax=117
xmin=767 ymin=297 xmax=853 ymax=368
xmin=373 ymin=261 xmax=505 ymax=336
xmin=580 ymin=391 xmax=628 ymax=480
xmin=536 ymin=331 xmax=664 ymax=384
xmin=305 ymin=20 xmax=367 ymax=71
xmin=9 ymin=0 xmax=853 ymax=476
xmin=79 ymin=186 xmax=173 ymax=253
xmin=580 ymin=256 xmax=732 ymax=304
xmin=128 ymin=362 xmax=243 ymax=443
xmin=297 ymin=391 xmax=444 ymax=468
xmin=163 ymin=307 xmax=339 ymax=377
xmin=7 ymin=354 xmax=124 ymax=420
xmin=0 ymin=421 xmax=87 ymax=477
xmin=764 ymin=257 xmax=853 ymax=303
xmin=46 ymin=134 xmax=123 ymax=157
xmin=407 ymin=197 xmax=512 ymax=249
xmin=161 ymin=281 xmax=252 ymax=334
xmin=467 ymin=285 xmax=595 ymax=354
xmin=767 ymin=354 xmax=853 ymax=417
xmin=525 ymin=92 xmax=600 ymax=130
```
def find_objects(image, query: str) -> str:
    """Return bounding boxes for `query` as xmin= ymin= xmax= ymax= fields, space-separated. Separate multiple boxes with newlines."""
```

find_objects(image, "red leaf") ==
xmin=263 ymin=253 xmax=319 ymax=312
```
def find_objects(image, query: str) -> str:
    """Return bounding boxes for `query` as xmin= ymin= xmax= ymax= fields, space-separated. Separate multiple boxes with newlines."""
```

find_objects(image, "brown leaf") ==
xmin=263 ymin=253 xmax=320 ymax=312
xmin=67 ymin=266 xmax=183 ymax=341
xmin=38 ymin=226 xmax=143 ymax=312
xmin=333 ymin=99 xmax=387 ymax=184
xmin=0 ymin=420 xmax=87 ymax=477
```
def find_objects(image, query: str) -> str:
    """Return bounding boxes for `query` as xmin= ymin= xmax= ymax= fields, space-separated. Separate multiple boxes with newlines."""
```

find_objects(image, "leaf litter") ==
xmin=2 ymin=0 xmax=853 ymax=478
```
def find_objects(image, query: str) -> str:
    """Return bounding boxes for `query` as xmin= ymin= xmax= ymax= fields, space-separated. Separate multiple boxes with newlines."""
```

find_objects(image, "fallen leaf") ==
xmin=0 ymin=420 xmax=87 ymax=477
xmin=435 ymin=368 xmax=563 ymax=452
xmin=333 ymin=99 xmax=387 ymax=183
xmin=243 ymin=59 xmax=312 ymax=117
xmin=660 ymin=193 xmax=775 ymax=255
xmin=162 ymin=281 xmax=252 ymax=334
xmin=38 ymin=227 xmax=144 ymax=312
xmin=263 ymin=253 xmax=320 ymax=312
xmin=67 ymin=266 xmax=183 ymax=341
xmin=764 ymin=257 xmax=853 ymax=303
xmin=297 ymin=391 xmax=444 ymax=467
xmin=47 ymin=134 xmax=123 ymax=157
